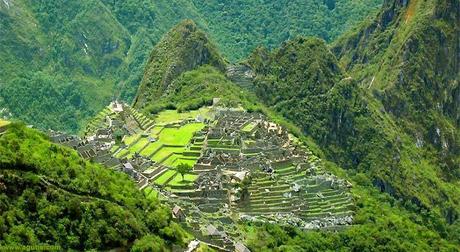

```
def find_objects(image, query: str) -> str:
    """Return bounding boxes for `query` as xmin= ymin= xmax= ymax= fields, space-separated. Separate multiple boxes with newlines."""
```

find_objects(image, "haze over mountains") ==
xmin=0 ymin=0 xmax=459 ymax=251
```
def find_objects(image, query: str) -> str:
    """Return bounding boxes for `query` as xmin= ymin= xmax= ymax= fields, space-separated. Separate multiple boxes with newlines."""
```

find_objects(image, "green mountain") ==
xmin=245 ymin=0 xmax=460 ymax=248
xmin=332 ymin=0 xmax=460 ymax=177
xmin=124 ymin=2 xmax=459 ymax=248
xmin=0 ymin=0 xmax=382 ymax=132
xmin=2 ymin=0 xmax=459 ymax=251
xmin=0 ymin=123 xmax=189 ymax=250
xmin=133 ymin=20 xmax=227 ymax=110
xmin=133 ymin=20 xmax=265 ymax=116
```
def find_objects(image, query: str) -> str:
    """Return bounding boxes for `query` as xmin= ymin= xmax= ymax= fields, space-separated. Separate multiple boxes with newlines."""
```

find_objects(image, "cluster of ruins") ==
xmin=49 ymin=102 xmax=354 ymax=252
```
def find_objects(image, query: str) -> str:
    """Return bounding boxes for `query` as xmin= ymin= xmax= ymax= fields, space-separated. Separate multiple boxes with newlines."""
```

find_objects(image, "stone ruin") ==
xmin=49 ymin=105 xmax=355 ymax=251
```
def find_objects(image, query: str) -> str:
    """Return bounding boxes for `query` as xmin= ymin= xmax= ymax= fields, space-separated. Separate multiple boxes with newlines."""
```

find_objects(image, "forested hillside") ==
xmin=127 ymin=14 xmax=460 ymax=250
xmin=0 ymin=0 xmax=382 ymax=132
xmin=2 ymin=0 xmax=459 ymax=249
xmin=246 ymin=0 xmax=460 ymax=248
xmin=0 ymin=123 xmax=189 ymax=250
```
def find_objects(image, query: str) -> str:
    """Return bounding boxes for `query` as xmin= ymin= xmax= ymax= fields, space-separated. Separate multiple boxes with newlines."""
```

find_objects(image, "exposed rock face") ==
xmin=133 ymin=20 xmax=226 ymax=109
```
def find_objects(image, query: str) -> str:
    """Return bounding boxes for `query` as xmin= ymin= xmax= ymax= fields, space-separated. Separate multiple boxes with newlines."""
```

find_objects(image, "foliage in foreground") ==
xmin=0 ymin=123 xmax=189 ymax=251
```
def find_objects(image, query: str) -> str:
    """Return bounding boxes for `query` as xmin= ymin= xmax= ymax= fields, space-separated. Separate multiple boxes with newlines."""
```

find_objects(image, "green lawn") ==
xmin=159 ymin=123 xmax=205 ymax=145
xmin=151 ymin=147 xmax=184 ymax=163
xmin=162 ymin=154 xmax=180 ymax=167
xmin=162 ymin=155 xmax=198 ymax=167
xmin=124 ymin=134 xmax=140 ymax=146
xmin=242 ymin=122 xmax=257 ymax=132
xmin=129 ymin=138 xmax=149 ymax=153
xmin=172 ymin=158 xmax=198 ymax=167
xmin=155 ymin=108 xmax=210 ymax=124
xmin=110 ymin=145 xmax=119 ymax=152
xmin=154 ymin=170 xmax=177 ymax=185
xmin=143 ymin=186 xmax=159 ymax=201
xmin=168 ymin=173 xmax=199 ymax=186
xmin=150 ymin=126 xmax=164 ymax=136
xmin=140 ymin=142 xmax=162 ymax=157
xmin=114 ymin=148 xmax=129 ymax=158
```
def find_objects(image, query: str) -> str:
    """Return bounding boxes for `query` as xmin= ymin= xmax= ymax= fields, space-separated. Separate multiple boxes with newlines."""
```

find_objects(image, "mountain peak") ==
xmin=133 ymin=20 xmax=226 ymax=109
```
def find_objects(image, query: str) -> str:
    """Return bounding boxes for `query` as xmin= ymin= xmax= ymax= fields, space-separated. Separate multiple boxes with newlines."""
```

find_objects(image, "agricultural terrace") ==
xmin=109 ymin=108 xmax=208 ymax=191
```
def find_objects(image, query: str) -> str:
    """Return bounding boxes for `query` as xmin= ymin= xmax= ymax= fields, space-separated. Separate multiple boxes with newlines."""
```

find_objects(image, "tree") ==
xmin=131 ymin=235 xmax=166 ymax=252
xmin=175 ymin=163 xmax=192 ymax=181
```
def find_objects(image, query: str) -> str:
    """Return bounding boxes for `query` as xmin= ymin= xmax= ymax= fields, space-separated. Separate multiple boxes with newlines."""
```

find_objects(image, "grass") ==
xmin=140 ymin=142 xmax=162 ymax=157
xmin=0 ymin=120 xmax=10 ymax=128
xmin=143 ymin=186 xmax=159 ymax=201
xmin=155 ymin=107 xmax=210 ymax=124
xmin=168 ymin=173 xmax=199 ymax=186
xmin=242 ymin=122 xmax=257 ymax=132
xmin=129 ymin=138 xmax=149 ymax=153
xmin=114 ymin=148 xmax=129 ymax=158
xmin=154 ymin=170 xmax=177 ymax=185
xmin=151 ymin=147 xmax=184 ymax=163
xmin=124 ymin=134 xmax=140 ymax=146
xmin=150 ymin=126 xmax=164 ymax=136
xmin=159 ymin=123 xmax=205 ymax=145
xmin=173 ymin=158 xmax=198 ymax=167
xmin=162 ymin=155 xmax=198 ymax=167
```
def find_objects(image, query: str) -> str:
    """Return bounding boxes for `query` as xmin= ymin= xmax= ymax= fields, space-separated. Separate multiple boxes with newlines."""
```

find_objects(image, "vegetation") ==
xmin=0 ymin=123 xmax=189 ymax=250
xmin=155 ymin=108 xmax=210 ymax=124
xmin=0 ymin=119 xmax=10 ymax=128
xmin=168 ymin=173 xmax=198 ymax=186
xmin=2 ymin=0 xmax=459 ymax=250
xmin=159 ymin=123 xmax=205 ymax=146
xmin=154 ymin=170 xmax=178 ymax=186
xmin=246 ymin=0 xmax=460 ymax=248
xmin=192 ymin=0 xmax=382 ymax=61
xmin=176 ymin=163 xmax=193 ymax=181
xmin=242 ymin=183 xmax=459 ymax=251
xmin=133 ymin=20 xmax=227 ymax=110
xmin=0 ymin=0 xmax=382 ymax=131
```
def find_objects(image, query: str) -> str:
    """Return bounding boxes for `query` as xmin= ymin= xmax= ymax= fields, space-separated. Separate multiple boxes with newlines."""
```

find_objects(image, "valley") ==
xmin=0 ymin=0 xmax=459 ymax=251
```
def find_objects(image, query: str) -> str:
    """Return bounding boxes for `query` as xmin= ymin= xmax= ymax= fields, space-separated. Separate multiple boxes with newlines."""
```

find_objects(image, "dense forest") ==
xmin=0 ymin=0 xmax=382 ymax=132
xmin=245 ymin=0 xmax=460 ymax=249
xmin=0 ymin=123 xmax=189 ymax=250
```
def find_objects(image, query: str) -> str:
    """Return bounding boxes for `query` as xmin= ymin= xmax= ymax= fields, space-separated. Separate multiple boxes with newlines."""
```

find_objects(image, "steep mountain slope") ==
xmin=0 ymin=123 xmax=188 ymax=250
xmin=246 ymin=0 xmax=460 ymax=246
xmin=332 ymin=0 xmax=460 ymax=177
xmin=0 ymin=0 xmax=382 ymax=132
xmin=133 ymin=20 xmax=227 ymax=110
xmin=190 ymin=0 xmax=382 ymax=61
xmin=128 ymin=20 xmax=460 ymax=250
xmin=133 ymin=20 xmax=267 ymax=118
xmin=0 ymin=0 xmax=130 ymax=131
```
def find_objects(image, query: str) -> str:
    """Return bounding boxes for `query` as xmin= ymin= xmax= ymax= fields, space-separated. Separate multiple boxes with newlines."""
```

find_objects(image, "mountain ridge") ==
xmin=133 ymin=20 xmax=227 ymax=110
xmin=0 ymin=0 xmax=382 ymax=132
